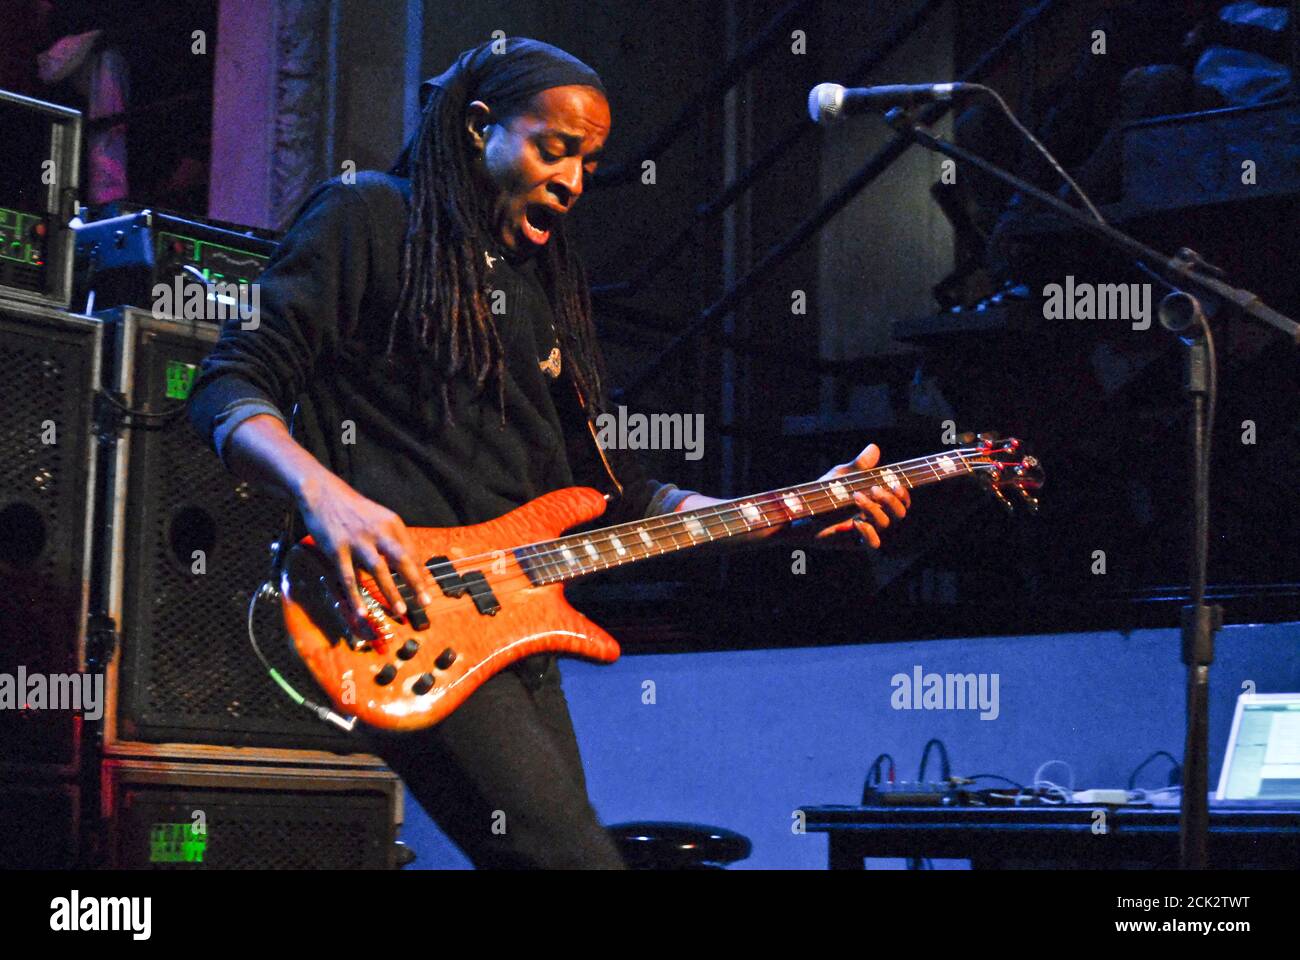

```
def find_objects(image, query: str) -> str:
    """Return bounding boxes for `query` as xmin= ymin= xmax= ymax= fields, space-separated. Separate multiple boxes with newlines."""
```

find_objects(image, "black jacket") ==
xmin=187 ymin=171 xmax=687 ymax=531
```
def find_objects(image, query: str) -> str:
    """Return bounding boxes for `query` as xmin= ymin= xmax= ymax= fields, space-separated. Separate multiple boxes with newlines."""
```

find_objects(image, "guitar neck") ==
xmin=515 ymin=447 xmax=986 ymax=586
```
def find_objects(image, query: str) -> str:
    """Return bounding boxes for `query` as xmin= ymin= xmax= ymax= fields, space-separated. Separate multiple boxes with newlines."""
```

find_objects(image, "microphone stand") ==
xmin=882 ymin=107 xmax=1300 ymax=869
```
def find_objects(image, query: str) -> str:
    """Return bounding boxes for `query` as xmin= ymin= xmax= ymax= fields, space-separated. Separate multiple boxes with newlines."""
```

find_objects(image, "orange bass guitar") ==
xmin=278 ymin=434 xmax=1042 ymax=731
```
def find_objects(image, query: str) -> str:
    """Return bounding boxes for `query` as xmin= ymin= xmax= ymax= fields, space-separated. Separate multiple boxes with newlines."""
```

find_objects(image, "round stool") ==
xmin=607 ymin=821 xmax=752 ymax=869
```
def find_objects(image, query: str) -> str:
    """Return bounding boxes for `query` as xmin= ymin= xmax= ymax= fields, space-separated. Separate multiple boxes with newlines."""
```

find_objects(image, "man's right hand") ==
xmin=221 ymin=413 xmax=438 ymax=623
xmin=295 ymin=471 xmax=437 ymax=623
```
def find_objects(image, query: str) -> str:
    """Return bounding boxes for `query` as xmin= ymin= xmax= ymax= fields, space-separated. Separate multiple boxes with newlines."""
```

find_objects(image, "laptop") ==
xmin=1216 ymin=692 xmax=1300 ymax=801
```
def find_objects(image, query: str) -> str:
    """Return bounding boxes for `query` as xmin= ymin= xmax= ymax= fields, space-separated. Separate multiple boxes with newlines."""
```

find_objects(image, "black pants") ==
xmin=361 ymin=654 xmax=627 ymax=870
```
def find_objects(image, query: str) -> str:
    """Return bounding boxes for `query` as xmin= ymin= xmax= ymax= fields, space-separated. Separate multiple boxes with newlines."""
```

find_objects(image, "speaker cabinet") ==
xmin=0 ymin=781 xmax=79 ymax=868
xmin=0 ymin=302 xmax=101 ymax=774
xmin=99 ymin=308 xmax=373 ymax=761
xmin=100 ymin=759 xmax=401 ymax=869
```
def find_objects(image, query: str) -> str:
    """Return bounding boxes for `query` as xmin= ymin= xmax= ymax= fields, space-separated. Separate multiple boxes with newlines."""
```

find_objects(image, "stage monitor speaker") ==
xmin=98 ymin=307 xmax=372 ymax=760
xmin=0 ymin=781 xmax=79 ymax=868
xmin=0 ymin=302 xmax=101 ymax=774
xmin=101 ymin=760 xmax=401 ymax=869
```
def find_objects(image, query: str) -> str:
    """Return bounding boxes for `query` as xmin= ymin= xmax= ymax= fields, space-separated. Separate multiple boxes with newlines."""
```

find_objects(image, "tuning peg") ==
xmin=1014 ymin=483 xmax=1039 ymax=513
xmin=982 ymin=477 xmax=1015 ymax=514
xmin=1014 ymin=457 xmax=1044 ymax=491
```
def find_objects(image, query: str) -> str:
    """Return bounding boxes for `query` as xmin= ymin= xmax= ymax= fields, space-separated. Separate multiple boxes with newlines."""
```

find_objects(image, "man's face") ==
xmin=468 ymin=84 xmax=610 ymax=254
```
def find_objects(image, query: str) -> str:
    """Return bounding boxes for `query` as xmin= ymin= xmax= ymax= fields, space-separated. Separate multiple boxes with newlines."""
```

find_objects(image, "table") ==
xmin=800 ymin=803 xmax=1300 ymax=869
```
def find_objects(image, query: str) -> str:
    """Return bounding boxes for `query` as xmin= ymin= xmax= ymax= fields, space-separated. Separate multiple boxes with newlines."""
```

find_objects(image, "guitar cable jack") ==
xmin=246 ymin=583 xmax=358 ymax=734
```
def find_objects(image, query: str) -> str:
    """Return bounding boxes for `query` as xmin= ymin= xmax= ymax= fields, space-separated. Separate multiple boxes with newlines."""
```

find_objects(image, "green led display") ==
xmin=165 ymin=360 xmax=199 ymax=400
xmin=0 ymin=207 xmax=44 ymax=265
xmin=149 ymin=822 xmax=208 ymax=863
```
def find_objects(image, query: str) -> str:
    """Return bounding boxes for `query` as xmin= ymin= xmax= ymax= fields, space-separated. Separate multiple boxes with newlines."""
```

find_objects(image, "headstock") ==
xmin=959 ymin=431 xmax=1044 ymax=514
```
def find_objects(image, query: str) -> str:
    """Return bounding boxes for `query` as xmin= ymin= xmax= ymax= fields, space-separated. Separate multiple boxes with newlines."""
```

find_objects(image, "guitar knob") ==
xmin=375 ymin=664 xmax=398 ymax=685
xmin=412 ymin=673 xmax=436 ymax=696
xmin=397 ymin=639 xmax=420 ymax=660
xmin=435 ymin=648 xmax=457 ymax=670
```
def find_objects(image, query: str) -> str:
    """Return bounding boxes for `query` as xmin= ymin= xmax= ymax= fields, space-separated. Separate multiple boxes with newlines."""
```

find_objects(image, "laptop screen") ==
xmin=1217 ymin=694 xmax=1300 ymax=800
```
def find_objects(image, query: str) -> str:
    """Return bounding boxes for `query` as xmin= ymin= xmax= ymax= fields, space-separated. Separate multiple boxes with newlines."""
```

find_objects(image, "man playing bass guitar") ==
xmin=188 ymin=38 xmax=910 ymax=870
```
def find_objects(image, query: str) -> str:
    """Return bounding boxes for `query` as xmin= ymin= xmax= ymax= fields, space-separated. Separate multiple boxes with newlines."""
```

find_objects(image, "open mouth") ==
xmin=522 ymin=203 xmax=558 ymax=245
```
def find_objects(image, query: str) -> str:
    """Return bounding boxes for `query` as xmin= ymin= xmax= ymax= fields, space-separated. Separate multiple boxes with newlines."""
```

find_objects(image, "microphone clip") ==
xmin=882 ymin=105 xmax=923 ymax=133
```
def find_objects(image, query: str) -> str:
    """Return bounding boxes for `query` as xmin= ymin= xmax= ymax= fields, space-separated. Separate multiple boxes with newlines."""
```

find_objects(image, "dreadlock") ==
xmin=387 ymin=85 xmax=607 ymax=429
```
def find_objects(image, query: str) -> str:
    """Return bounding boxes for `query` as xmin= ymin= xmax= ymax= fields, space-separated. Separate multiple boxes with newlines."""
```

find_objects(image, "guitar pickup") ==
xmin=406 ymin=604 xmax=430 ymax=630
xmin=430 ymin=556 xmax=467 ymax=598
xmin=390 ymin=572 xmax=431 ymax=630
xmin=460 ymin=570 xmax=500 ymax=616
xmin=429 ymin=557 xmax=501 ymax=616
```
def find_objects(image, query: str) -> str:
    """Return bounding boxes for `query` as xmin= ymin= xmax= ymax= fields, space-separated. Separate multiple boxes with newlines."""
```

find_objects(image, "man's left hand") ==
xmin=805 ymin=442 xmax=910 ymax=549
xmin=671 ymin=441 xmax=910 ymax=549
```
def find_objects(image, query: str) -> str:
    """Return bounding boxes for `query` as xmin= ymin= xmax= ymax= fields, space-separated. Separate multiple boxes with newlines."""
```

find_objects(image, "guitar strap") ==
xmin=571 ymin=375 xmax=622 ymax=501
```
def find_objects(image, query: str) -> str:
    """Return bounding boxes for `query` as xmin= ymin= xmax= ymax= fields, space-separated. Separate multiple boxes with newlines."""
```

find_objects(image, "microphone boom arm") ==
xmin=882 ymin=109 xmax=1300 ymax=344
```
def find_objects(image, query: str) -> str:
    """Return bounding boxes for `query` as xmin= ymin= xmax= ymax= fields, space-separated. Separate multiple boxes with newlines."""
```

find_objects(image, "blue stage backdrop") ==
xmin=396 ymin=621 xmax=1300 ymax=869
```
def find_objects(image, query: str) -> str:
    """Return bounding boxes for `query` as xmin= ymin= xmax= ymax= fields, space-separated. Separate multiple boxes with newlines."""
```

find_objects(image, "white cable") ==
xmin=1032 ymin=760 xmax=1075 ymax=804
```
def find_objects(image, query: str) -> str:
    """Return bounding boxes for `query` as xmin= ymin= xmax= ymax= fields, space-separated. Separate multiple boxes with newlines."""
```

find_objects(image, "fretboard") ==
xmin=513 ymin=447 xmax=985 ymax=586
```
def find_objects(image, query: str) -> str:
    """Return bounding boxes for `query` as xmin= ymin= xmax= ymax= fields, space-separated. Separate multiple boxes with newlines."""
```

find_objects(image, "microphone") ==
xmin=807 ymin=82 xmax=972 ymax=123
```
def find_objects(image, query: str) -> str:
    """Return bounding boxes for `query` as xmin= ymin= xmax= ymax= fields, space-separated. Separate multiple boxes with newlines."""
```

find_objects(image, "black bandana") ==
xmin=420 ymin=36 xmax=606 ymax=116
xmin=391 ymin=36 xmax=605 ymax=182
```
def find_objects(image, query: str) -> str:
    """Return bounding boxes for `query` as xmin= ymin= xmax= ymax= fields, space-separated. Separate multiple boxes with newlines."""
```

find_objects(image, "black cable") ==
xmin=965 ymin=773 xmax=1027 ymax=790
xmin=918 ymin=738 xmax=951 ymax=783
xmin=862 ymin=752 xmax=896 ymax=802
xmin=96 ymin=388 xmax=191 ymax=426
xmin=965 ymin=83 xmax=1105 ymax=226
xmin=964 ymin=83 xmax=1182 ymax=300
xmin=1128 ymin=750 xmax=1183 ymax=790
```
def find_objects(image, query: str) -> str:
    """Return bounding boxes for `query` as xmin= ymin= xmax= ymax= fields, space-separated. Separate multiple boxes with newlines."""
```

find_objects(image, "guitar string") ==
xmin=360 ymin=452 xmax=1006 ymax=619
xmin=381 ymin=449 xmax=1002 ymax=603
xmin=418 ymin=451 xmax=956 ymax=586
xmin=418 ymin=452 xmax=981 ymax=591
xmin=514 ymin=455 xmax=988 ymax=586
